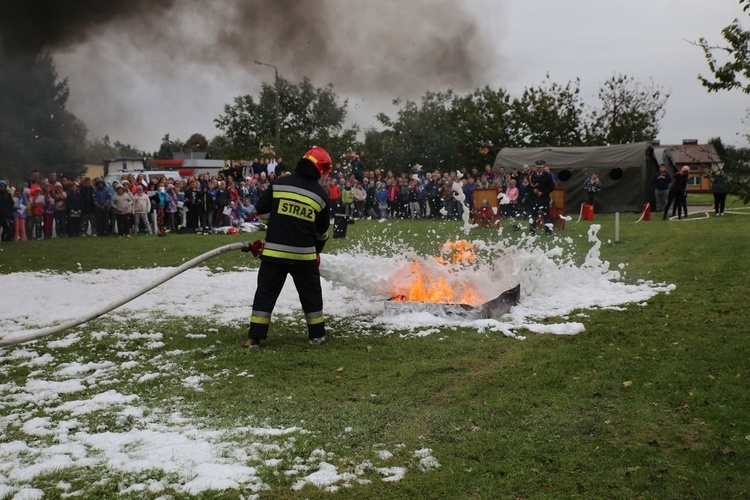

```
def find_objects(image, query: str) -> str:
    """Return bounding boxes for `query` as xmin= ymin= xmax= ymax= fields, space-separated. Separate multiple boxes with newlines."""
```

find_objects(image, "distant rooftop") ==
xmin=173 ymin=151 xmax=208 ymax=160
xmin=651 ymin=139 xmax=722 ymax=166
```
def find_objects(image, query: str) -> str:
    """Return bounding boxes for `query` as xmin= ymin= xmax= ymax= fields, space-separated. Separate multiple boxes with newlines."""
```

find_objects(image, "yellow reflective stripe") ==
xmin=273 ymin=191 xmax=322 ymax=213
xmin=251 ymin=315 xmax=271 ymax=325
xmin=262 ymin=248 xmax=317 ymax=261
xmin=306 ymin=315 xmax=325 ymax=325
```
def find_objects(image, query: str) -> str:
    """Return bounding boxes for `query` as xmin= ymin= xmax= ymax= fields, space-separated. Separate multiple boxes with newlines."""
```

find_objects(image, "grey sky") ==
xmin=54 ymin=0 xmax=749 ymax=153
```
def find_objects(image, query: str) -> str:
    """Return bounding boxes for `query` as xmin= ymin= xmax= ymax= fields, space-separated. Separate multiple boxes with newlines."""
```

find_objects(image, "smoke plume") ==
xmin=0 ymin=0 xmax=501 ymax=146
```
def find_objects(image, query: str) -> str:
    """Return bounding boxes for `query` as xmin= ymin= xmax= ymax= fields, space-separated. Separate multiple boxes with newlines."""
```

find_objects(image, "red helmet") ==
xmin=303 ymin=147 xmax=332 ymax=176
xmin=227 ymin=227 xmax=239 ymax=235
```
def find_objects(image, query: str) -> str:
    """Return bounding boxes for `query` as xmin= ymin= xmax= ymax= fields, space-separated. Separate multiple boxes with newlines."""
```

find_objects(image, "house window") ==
xmin=687 ymin=175 xmax=700 ymax=187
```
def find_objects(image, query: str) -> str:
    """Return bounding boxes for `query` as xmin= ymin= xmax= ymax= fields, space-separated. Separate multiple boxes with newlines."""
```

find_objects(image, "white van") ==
xmin=103 ymin=170 xmax=185 ymax=187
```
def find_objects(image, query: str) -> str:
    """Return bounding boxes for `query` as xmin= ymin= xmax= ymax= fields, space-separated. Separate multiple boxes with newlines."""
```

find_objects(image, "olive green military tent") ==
xmin=494 ymin=142 xmax=660 ymax=213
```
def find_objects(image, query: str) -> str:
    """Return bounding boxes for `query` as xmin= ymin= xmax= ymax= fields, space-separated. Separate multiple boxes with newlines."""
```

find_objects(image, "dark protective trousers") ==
xmin=248 ymin=260 xmax=325 ymax=341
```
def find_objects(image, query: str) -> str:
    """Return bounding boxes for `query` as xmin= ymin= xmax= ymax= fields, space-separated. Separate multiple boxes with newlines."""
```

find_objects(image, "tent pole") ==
xmin=615 ymin=212 xmax=620 ymax=243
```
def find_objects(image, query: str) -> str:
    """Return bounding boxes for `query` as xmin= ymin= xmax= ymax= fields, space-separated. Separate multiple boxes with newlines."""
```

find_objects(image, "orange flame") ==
xmin=437 ymin=240 xmax=477 ymax=265
xmin=391 ymin=240 xmax=485 ymax=305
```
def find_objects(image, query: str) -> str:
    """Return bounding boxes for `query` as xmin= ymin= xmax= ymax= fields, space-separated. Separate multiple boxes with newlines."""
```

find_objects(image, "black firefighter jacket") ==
xmin=257 ymin=172 xmax=330 ymax=264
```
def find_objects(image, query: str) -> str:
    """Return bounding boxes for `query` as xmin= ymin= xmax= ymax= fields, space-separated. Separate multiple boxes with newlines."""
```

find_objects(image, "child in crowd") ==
xmin=341 ymin=181 xmax=354 ymax=218
xmin=132 ymin=185 xmax=153 ymax=235
xmin=111 ymin=184 xmax=133 ymax=236
xmin=165 ymin=184 xmax=178 ymax=232
xmin=155 ymin=183 xmax=169 ymax=236
xmin=42 ymin=184 xmax=55 ymax=238
xmin=352 ymin=181 xmax=367 ymax=218
xmin=197 ymin=183 xmax=213 ymax=230
xmin=53 ymin=182 xmax=67 ymax=237
xmin=241 ymin=198 xmax=258 ymax=222
xmin=387 ymin=179 xmax=400 ymax=218
xmin=30 ymin=186 xmax=45 ymax=240
xmin=226 ymin=201 xmax=241 ymax=227
xmin=407 ymin=178 xmax=421 ymax=219
xmin=505 ymin=179 xmax=519 ymax=217
xmin=13 ymin=188 xmax=28 ymax=241
xmin=377 ymin=182 xmax=388 ymax=219
xmin=66 ymin=181 xmax=83 ymax=237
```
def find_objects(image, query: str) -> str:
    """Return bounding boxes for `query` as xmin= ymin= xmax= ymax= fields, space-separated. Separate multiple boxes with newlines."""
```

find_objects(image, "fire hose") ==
xmin=0 ymin=241 xmax=256 ymax=348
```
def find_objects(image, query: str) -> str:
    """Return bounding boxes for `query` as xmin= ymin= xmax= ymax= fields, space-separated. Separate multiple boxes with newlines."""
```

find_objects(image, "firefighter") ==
xmin=245 ymin=147 xmax=332 ymax=348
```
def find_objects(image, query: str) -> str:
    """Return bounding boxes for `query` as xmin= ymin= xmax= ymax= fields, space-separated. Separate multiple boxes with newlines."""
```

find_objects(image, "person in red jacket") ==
xmin=327 ymin=177 xmax=342 ymax=216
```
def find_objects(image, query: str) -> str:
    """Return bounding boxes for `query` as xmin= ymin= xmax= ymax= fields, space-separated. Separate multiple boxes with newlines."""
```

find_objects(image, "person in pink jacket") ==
xmin=505 ymin=179 xmax=519 ymax=217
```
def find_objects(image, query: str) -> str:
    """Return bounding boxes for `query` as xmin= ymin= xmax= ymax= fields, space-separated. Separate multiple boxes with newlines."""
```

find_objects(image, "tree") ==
xmin=112 ymin=141 xmax=145 ymax=157
xmin=709 ymin=136 xmax=750 ymax=203
xmin=207 ymin=135 xmax=231 ymax=159
xmin=698 ymin=0 xmax=750 ymax=94
xmin=450 ymin=86 xmax=517 ymax=164
xmin=0 ymin=54 xmax=87 ymax=183
xmin=214 ymin=77 xmax=358 ymax=161
xmin=154 ymin=135 xmax=173 ymax=160
xmin=85 ymin=136 xmax=144 ymax=163
xmin=184 ymin=133 xmax=208 ymax=152
xmin=85 ymin=135 xmax=117 ymax=163
xmin=153 ymin=134 xmax=184 ymax=160
xmin=698 ymin=2 xmax=750 ymax=204
xmin=586 ymin=73 xmax=669 ymax=145
xmin=512 ymin=75 xmax=586 ymax=147
xmin=373 ymin=92 xmax=459 ymax=171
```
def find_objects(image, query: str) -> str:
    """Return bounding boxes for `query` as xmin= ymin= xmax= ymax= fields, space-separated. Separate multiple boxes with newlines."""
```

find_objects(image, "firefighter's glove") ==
xmin=249 ymin=240 xmax=265 ymax=259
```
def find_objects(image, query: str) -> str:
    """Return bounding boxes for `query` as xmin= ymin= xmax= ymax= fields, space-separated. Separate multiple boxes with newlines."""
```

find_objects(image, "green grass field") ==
xmin=0 ymin=202 xmax=749 ymax=498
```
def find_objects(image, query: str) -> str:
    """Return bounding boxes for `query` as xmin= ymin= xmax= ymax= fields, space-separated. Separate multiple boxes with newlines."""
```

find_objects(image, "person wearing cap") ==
xmin=663 ymin=166 xmax=689 ymax=220
xmin=528 ymin=160 xmax=555 ymax=235
xmin=245 ymin=147 xmax=332 ymax=349
xmin=0 ymin=180 xmax=14 ymax=241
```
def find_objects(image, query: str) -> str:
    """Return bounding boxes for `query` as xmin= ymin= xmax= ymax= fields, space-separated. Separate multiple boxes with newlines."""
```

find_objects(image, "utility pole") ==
xmin=254 ymin=60 xmax=281 ymax=154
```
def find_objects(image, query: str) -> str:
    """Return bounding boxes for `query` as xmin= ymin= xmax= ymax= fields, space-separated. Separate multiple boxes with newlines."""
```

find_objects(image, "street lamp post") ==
xmin=254 ymin=60 xmax=281 ymax=154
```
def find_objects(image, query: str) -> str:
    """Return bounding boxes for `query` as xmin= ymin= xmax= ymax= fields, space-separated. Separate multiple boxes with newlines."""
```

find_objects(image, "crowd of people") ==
xmin=0 ymin=158 xmax=564 ymax=241
xmin=324 ymin=159 xmax=557 ymax=232
xmin=0 ymin=168 xmax=272 ymax=241
xmin=0 ymin=155 xmax=730 ymax=242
